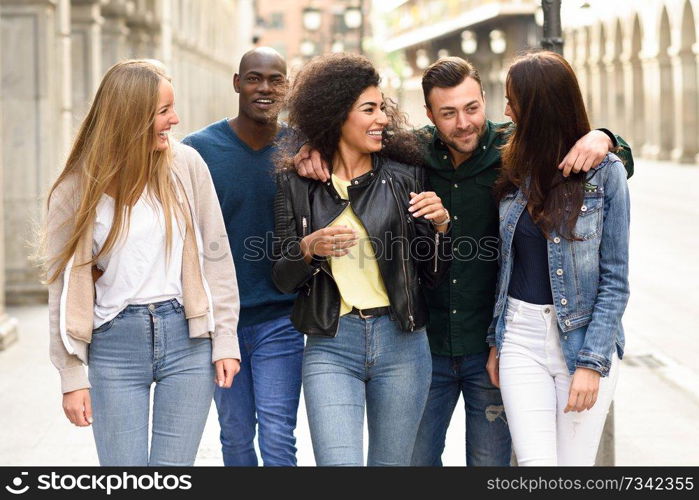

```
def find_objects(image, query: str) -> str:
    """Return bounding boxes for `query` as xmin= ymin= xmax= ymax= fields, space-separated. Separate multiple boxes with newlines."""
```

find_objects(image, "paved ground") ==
xmin=0 ymin=158 xmax=697 ymax=466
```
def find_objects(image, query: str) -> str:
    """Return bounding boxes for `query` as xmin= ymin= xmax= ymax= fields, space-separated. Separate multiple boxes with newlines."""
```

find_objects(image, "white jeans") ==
xmin=499 ymin=297 xmax=619 ymax=466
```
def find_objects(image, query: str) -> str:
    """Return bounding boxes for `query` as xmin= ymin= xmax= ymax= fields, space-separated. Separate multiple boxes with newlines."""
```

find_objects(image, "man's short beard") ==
xmin=437 ymin=122 xmax=487 ymax=155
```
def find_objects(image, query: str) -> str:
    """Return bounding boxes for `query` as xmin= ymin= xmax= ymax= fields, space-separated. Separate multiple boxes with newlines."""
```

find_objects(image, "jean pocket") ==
xmin=573 ymin=195 xmax=603 ymax=240
xmin=504 ymin=307 xmax=519 ymax=330
xmin=92 ymin=311 xmax=123 ymax=335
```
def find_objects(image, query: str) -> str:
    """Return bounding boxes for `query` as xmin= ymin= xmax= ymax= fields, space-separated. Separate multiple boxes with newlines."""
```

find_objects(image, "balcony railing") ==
xmin=383 ymin=0 xmax=538 ymax=51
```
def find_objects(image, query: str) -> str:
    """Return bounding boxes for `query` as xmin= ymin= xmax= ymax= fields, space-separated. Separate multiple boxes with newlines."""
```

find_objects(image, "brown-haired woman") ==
xmin=43 ymin=60 xmax=240 ymax=465
xmin=486 ymin=51 xmax=630 ymax=465
xmin=273 ymin=53 xmax=451 ymax=466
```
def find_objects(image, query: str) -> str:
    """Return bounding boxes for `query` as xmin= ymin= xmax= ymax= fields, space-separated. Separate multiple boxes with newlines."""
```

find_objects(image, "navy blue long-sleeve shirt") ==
xmin=183 ymin=119 xmax=295 ymax=328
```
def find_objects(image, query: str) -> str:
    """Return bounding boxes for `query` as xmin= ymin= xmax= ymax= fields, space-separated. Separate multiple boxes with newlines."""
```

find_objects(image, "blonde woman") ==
xmin=43 ymin=60 xmax=240 ymax=466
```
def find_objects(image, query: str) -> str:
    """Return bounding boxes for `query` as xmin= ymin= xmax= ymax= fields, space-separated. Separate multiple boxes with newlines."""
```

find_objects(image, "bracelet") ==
xmin=431 ymin=208 xmax=450 ymax=227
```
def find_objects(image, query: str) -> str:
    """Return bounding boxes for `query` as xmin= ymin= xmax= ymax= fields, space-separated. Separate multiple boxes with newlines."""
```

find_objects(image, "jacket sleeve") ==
xmin=576 ymin=159 xmax=630 ymax=375
xmin=191 ymin=151 xmax=241 ymax=362
xmin=271 ymin=172 xmax=317 ymax=294
xmin=46 ymin=181 xmax=91 ymax=393
xmin=596 ymin=128 xmax=634 ymax=179
xmin=411 ymin=166 xmax=452 ymax=289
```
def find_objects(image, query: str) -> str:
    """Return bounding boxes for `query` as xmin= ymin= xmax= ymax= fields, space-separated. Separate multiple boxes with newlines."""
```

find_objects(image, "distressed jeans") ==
xmin=303 ymin=314 xmax=432 ymax=466
xmin=214 ymin=315 xmax=304 ymax=466
xmin=88 ymin=299 xmax=215 ymax=466
xmin=499 ymin=297 xmax=619 ymax=466
xmin=411 ymin=351 xmax=512 ymax=466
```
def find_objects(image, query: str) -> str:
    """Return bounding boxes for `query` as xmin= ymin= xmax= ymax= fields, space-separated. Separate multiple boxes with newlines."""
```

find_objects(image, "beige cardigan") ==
xmin=47 ymin=141 xmax=240 ymax=394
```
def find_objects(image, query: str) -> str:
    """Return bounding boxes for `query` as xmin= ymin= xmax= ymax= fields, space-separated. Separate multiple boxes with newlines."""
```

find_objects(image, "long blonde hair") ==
xmin=45 ymin=59 xmax=188 ymax=284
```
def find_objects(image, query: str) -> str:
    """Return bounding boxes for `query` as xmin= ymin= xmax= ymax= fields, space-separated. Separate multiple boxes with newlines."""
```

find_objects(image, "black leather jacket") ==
xmin=272 ymin=155 xmax=451 ymax=337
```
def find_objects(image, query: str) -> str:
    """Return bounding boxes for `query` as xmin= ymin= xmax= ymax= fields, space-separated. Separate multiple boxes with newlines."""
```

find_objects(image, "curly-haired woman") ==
xmin=43 ymin=60 xmax=240 ymax=465
xmin=272 ymin=53 xmax=451 ymax=466
xmin=486 ymin=51 xmax=630 ymax=465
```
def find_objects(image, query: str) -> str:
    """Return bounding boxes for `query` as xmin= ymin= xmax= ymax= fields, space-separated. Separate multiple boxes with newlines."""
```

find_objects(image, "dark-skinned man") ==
xmin=183 ymin=47 xmax=303 ymax=467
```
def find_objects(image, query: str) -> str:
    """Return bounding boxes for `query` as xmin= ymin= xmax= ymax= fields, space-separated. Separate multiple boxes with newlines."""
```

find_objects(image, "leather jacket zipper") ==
xmin=434 ymin=231 xmax=440 ymax=273
xmin=302 ymin=216 xmax=308 ymax=236
xmin=387 ymin=176 xmax=415 ymax=331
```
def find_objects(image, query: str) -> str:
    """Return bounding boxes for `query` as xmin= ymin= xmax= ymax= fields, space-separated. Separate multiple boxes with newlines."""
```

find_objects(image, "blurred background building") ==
xmin=0 ymin=0 xmax=254 ymax=326
xmin=255 ymin=0 xmax=368 ymax=74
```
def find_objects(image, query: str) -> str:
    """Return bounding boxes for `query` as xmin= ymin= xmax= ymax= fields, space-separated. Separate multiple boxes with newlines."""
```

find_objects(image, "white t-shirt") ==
xmin=92 ymin=191 xmax=185 ymax=328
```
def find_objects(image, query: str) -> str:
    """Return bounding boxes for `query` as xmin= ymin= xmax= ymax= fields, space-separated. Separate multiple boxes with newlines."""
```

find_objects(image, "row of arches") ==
xmin=564 ymin=0 xmax=698 ymax=163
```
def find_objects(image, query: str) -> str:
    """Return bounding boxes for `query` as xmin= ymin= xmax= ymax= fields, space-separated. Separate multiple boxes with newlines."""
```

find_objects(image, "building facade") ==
xmin=563 ymin=0 xmax=699 ymax=163
xmin=256 ymin=0 xmax=367 ymax=74
xmin=0 ymin=0 xmax=254 ymax=314
xmin=378 ymin=0 xmax=540 ymax=126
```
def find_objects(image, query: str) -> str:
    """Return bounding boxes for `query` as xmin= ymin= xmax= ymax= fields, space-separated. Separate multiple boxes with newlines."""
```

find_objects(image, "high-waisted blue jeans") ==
xmin=88 ymin=298 xmax=215 ymax=466
xmin=302 ymin=314 xmax=432 ymax=466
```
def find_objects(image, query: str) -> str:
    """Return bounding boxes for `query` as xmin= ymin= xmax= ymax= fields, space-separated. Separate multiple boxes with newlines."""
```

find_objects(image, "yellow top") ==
xmin=329 ymin=174 xmax=390 ymax=315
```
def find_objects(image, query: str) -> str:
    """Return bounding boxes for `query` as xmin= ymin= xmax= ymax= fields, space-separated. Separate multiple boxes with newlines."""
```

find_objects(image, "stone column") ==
xmin=603 ymin=31 xmax=624 ymax=136
xmin=587 ymin=26 xmax=605 ymax=127
xmin=101 ymin=0 xmax=131 ymax=72
xmin=0 ymin=4 xmax=19 ymax=349
xmin=572 ymin=29 xmax=591 ymax=114
xmin=70 ymin=0 xmax=103 ymax=129
xmin=126 ymin=5 xmax=155 ymax=59
xmin=158 ymin=0 xmax=172 ymax=69
xmin=621 ymin=50 xmax=644 ymax=148
xmin=670 ymin=44 xmax=699 ymax=163
xmin=1 ymin=0 xmax=71 ymax=304
xmin=641 ymin=49 xmax=662 ymax=159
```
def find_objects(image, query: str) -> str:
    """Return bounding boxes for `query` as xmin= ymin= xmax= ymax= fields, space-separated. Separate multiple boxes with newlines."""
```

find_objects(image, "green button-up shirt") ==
xmin=419 ymin=121 xmax=633 ymax=357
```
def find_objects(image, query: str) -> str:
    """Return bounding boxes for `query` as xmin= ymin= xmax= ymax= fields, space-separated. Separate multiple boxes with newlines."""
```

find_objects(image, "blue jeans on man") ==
xmin=214 ymin=315 xmax=304 ymax=466
xmin=411 ymin=351 xmax=512 ymax=466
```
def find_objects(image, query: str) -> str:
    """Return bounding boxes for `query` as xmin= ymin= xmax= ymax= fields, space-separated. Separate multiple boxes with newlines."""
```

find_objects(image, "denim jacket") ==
xmin=486 ymin=153 xmax=630 ymax=376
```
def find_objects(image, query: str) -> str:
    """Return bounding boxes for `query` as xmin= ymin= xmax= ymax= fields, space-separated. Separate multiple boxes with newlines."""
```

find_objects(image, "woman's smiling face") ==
xmin=338 ymin=86 xmax=389 ymax=155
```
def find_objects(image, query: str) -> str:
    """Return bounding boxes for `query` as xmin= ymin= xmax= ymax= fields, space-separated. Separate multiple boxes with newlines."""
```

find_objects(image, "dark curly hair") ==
xmin=277 ymin=53 xmax=425 ymax=171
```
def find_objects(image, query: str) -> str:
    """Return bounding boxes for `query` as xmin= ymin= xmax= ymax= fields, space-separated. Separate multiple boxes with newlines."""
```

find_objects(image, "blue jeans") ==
xmin=214 ymin=315 xmax=303 ymax=466
xmin=88 ymin=299 xmax=215 ymax=466
xmin=303 ymin=314 xmax=432 ymax=466
xmin=411 ymin=351 xmax=512 ymax=466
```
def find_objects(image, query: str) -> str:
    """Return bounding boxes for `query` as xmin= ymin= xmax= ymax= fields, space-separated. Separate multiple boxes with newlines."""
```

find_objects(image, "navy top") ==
xmin=183 ymin=119 xmax=295 ymax=328
xmin=507 ymin=208 xmax=554 ymax=305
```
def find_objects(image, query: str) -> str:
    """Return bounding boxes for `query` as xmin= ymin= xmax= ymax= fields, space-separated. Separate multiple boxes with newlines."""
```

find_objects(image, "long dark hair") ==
xmin=494 ymin=51 xmax=591 ymax=239
xmin=276 ymin=53 xmax=424 ymax=171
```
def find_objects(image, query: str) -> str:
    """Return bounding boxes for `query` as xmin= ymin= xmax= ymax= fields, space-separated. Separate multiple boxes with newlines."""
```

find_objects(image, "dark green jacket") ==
xmin=419 ymin=121 xmax=633 ymax=357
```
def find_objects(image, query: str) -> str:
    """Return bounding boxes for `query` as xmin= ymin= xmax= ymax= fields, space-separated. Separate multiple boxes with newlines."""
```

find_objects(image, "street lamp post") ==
xmin=541 ymin=0 xmax=563 ymax=54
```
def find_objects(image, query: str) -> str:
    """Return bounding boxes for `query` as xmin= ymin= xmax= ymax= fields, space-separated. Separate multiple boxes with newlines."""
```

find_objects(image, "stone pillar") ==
xmin=70 ymin=0 xmax=103 ymax=129
xmin=670 ymin=44 xmax=699 ymax=163
xmin=621 ymin=51 xmax=644 ymax=148
xmin=126 ymin=4 xmax=155 ymax=59
xmin=1 ymin=0 xmax=71 ymax=304
xmin=0 ymin=4 xmax=19 ymax=349
xmin=101 ymin=0 xmax=131 ymax=72
xmin=572 ymin=29 xmax=591 ymax=114
xmin=641 ymin=50 xmax=662 ymax=159
xmin=587 ymin=26 xmax=605 ymax=127
xmin=158 ymin=0 xmax=172 ymax=68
